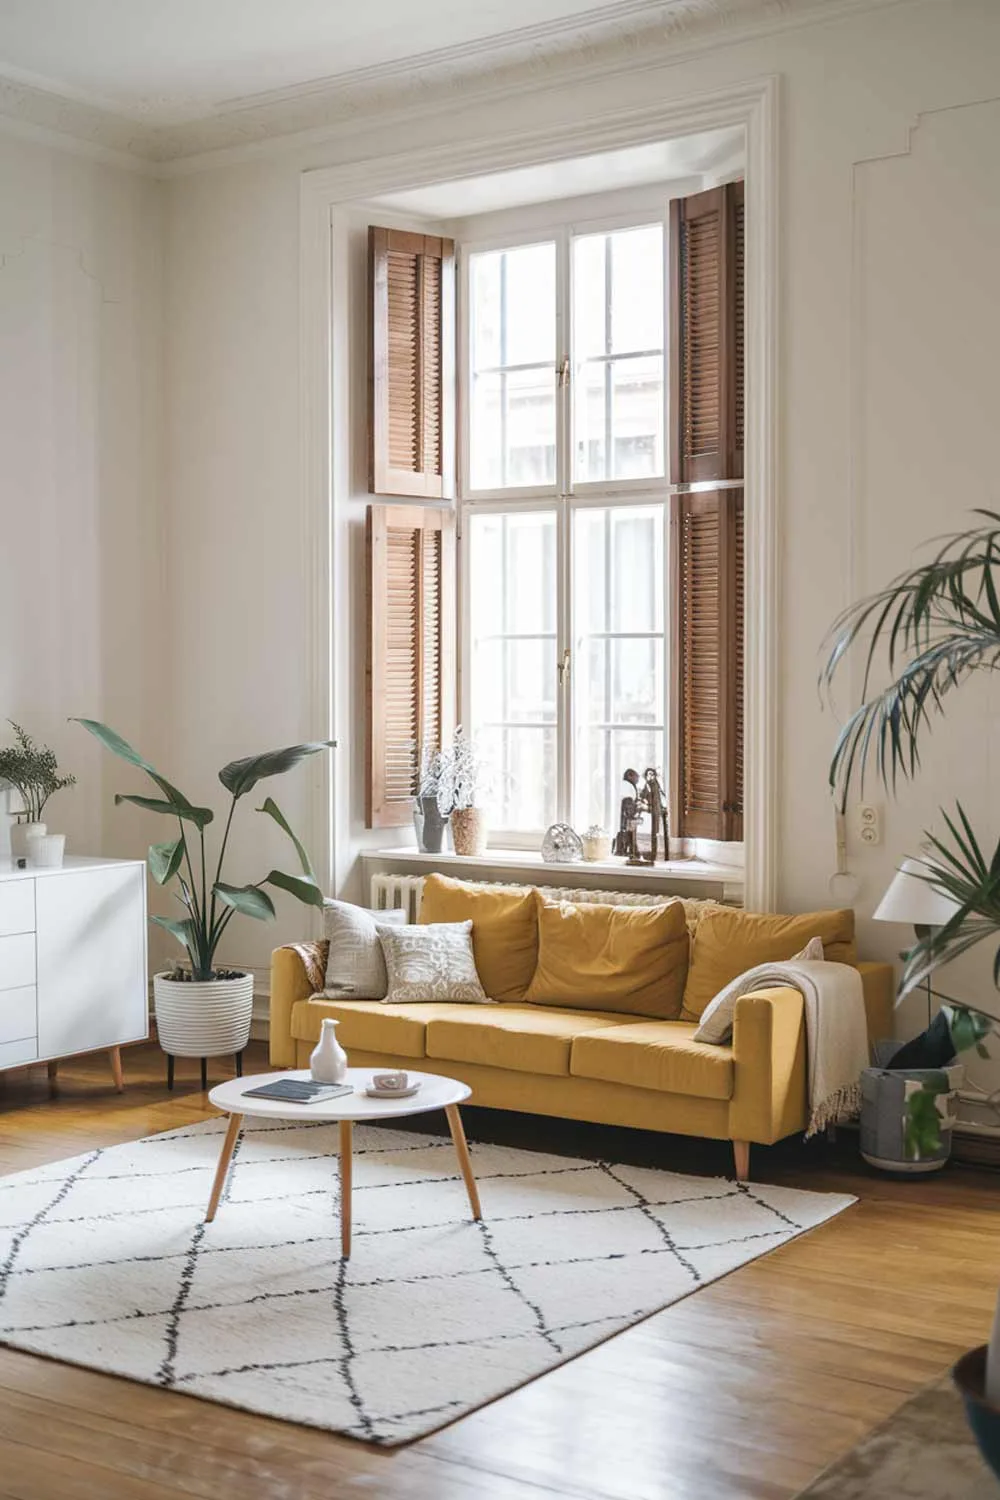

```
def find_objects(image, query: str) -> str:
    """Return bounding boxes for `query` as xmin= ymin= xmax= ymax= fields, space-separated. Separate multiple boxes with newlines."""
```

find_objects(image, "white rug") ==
xmin=0 ymin=1118 xmax=854 ymax=1445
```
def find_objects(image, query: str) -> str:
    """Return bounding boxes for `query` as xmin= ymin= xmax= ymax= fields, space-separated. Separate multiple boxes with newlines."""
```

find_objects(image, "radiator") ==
xmin=369 ymin=873 xmax=700 ymax=922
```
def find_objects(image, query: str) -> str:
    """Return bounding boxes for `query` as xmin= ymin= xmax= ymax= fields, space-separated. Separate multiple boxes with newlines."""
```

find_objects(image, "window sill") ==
xmin=364 ymin=845 xmax=744 ymax=898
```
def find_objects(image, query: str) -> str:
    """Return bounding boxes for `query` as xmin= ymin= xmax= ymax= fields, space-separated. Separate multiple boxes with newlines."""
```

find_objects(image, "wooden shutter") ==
xmin=369 ymin=228 xmax=455 ymax=500
xmin=366 ymin=504 xmax=456 ymax=828
xmin=669 ymin=181 xmax=744 ymax=840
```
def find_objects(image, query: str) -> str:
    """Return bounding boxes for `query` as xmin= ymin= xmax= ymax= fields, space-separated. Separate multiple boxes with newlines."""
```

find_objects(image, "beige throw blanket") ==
xmin=694 ymin=959 xmax=870 ymax=1137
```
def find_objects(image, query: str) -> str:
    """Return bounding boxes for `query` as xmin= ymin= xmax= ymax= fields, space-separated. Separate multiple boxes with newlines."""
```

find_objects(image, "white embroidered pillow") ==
xmin=694 ymin=936 xmax=826 ymax=1045
xmin=376 ymin=920 xmax=490 ymax=1004
xmin=323 ymin=901 xmax=406 ymax=1000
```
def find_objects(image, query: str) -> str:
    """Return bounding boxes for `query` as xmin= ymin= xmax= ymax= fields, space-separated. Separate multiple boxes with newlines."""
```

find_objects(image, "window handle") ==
xmin=557 ymin=356 xmax=570 ymax=389
xmin=557 ymin=648 xmax=571 ymax=686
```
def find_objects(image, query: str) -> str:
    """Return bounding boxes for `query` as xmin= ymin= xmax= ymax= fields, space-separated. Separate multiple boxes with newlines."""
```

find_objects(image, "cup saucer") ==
xmin=364 ymin=1081 xmax=422 ymax=1100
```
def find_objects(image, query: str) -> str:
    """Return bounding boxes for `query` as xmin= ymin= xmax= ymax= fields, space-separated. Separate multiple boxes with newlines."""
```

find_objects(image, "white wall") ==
xmin=153 ymin=0 xmax=1000 ymax=1023
xmin=0 ymin=136 xmax=162 ymax=877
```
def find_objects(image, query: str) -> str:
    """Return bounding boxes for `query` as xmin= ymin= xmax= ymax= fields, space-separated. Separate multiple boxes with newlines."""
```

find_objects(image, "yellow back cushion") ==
xmin=418 ymin=874 xmax=538 ymax=1002
xmin=524 ymin=895 xmax=689 ymax=1019
xmin=681 ymin=906 xmax=857 ymax=1020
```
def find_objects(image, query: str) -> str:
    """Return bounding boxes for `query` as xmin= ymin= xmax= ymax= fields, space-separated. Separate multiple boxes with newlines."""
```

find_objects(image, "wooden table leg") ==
xmin=446 ymin=1104 xmax=482 ymax=1220
xmin=339 ymin=1120 xmax=353 ymax=1259
xmin=205 ymin=1113 xmax=243 ymax=1223
xmin=46 ymin=1059 xmax=58 ymax=1097
xmin=108 ymin=1046 xmax=124 ymax=1094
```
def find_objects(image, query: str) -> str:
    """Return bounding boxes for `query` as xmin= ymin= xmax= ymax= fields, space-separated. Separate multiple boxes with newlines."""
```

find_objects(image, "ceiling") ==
xmin=375 ymin=129 xmax=745 ymax=219
xmin=0 ymin=0 xmax=894 ymax=164
xmin=0 ymin=0 xmax=624 ymax=126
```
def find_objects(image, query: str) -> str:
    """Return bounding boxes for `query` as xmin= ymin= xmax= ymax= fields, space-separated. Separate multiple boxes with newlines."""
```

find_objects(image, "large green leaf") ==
xmin=256 ymin=796 xmax=317 ymax=879
xmin=115 ymin=793 xmax=214 ymax=830
xmin=213 ymin=882 xmax=276 ymax=921
xmin=264 ymin=869 xmax=325 ymax=908
xmin=150 ymin=914 xmax=196 ymax=951
xmin=74 ymin=719 xmax=212 ymax=823
xmin=218 ymin=740 xmax=335 ymax=799
xmin=148 ymin=838 xmax=185 ymax=886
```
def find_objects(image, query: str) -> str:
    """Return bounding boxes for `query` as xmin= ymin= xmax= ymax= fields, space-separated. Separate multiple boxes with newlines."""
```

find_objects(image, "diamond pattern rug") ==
xmin=0 ymin=1118 xmax=854 ymax=1444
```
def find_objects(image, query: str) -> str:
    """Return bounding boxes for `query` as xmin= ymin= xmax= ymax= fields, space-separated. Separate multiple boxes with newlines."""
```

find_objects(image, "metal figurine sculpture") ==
xmin=612 ymin=767 xmax=669 ymax=865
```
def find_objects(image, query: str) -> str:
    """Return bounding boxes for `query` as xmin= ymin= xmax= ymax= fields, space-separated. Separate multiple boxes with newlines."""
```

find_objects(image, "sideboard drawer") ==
xmin=0 ymin=985 xmax=36 ymax=1047
xmin=0 ymin=881 xmax=35 ymax=937
xmin=0 ymin=932 xmax=36 ymax=991
xmin=0 ymin=1035 xmax=38 ymax=1068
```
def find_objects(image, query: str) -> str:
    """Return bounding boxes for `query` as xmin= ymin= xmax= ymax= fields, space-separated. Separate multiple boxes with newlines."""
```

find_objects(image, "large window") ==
xmin=462 ymin=216 xmax=670 ymax=839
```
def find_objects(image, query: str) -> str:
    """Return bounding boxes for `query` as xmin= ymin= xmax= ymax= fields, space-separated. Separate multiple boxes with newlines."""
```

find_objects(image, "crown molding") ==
xmin=0 ymin=0 xmax=912 ymax=172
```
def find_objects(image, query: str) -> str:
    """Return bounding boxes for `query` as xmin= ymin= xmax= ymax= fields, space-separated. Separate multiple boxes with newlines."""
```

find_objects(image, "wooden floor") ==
xmin=0 ymin=1041 xmax=997 ymax=1500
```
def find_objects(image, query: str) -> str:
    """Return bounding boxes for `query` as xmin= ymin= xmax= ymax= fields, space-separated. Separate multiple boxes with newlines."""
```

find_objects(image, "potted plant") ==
xmin=0 ymin=722 xmax=76 ymax=864
xmin=822 ymin=508 xmax=1000 ymax=1471
xmin=414 ymin=745 xmax=449 ymax=854
xmin=436 ymin=727 xmax=491 ymax=856
xmin=75 ymin=719 xmax=334 ymax=1074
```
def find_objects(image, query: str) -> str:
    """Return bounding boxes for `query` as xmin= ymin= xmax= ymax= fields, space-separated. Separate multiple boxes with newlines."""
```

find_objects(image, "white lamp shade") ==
xmin=873 ymin=857 xmax=960 ymax=926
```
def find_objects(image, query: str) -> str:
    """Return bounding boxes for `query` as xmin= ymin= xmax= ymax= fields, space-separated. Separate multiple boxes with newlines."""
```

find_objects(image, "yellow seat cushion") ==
xmin=571 ymin=1021 xmax=734 ymax=1100
xmin=426 ymin=1004 xmax=639 ymax=1077
xmin=289 ymin=998 xmax=467 ymax=1059
xmin=418 ymin=873 xmax=538 ymax=1002
xmin=681 ymin=906 xmax=858 ymax=1021
xmin=523 ymin=895 xmax=688 ymax=1019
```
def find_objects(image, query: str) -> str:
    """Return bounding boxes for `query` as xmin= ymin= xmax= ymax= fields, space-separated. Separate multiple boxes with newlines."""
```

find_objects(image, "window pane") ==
xmin=468 ymin=242 xmax=556 ymax=491
xmin=572 ymin=504 xmax=666 ymax=831
xmin=468 ymin=510 xmax=557 ymax=834
xmin=572 ymin=224 xmax=665 ymax=484
xmin=610 ymin=225 xmax=663 ymax=354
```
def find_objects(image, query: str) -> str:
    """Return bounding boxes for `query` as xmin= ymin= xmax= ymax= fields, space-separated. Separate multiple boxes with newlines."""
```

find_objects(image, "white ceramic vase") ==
xmin=153 ymin=971 xmax=254 ymax=1058
xmin=27 ymin=831 xmax=65 ymax=868
xmin=11 ymin=821 xmax=45 ymax=860
xmin=310 ymin=1017 xmax=348 ymax=1083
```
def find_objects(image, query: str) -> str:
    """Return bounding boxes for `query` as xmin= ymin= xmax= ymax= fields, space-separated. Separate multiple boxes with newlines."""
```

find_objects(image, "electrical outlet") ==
xmin=858 ymin=804 xmax=881 ymax=845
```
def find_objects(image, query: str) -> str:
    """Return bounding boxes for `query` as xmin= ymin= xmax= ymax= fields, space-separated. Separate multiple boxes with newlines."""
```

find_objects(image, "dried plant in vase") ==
xmin=435 ymin=728 xmax=491 ymax=857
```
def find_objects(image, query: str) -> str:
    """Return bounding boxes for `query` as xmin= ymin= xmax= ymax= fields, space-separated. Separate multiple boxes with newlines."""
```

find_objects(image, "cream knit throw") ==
xmin=695 ymin=960 xmax=870 ymax=1137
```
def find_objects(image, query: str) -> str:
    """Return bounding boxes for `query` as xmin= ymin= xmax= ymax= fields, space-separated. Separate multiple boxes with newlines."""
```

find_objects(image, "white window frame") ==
xmin=458 ymin=194 xmax=674 ymax=846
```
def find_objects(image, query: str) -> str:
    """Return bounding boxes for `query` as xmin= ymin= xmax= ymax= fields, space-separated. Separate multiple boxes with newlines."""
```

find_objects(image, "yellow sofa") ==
xmin=269 ymin=881 xmax=893 ymax=1181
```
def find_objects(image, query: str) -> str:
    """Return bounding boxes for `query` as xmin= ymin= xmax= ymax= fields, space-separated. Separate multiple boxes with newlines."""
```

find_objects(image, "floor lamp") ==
xmin=873 ymin=857 xmax=960 ymax=1026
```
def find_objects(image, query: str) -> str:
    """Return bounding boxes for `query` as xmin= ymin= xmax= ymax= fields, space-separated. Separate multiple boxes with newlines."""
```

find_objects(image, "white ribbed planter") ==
xmin=153 ymin=972 xmax=254 ymax=1058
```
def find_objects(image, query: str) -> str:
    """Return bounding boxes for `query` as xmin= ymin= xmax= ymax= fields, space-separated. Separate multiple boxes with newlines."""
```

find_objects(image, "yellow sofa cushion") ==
xmin=523 ymin=895 xmax=688 ymax=1019
xmin=418 ymin=873 xmax=538 ymax=1002
xmin=289 ymin=998 xmax=468 ymax=1058
xmin=681 ymin=906 xmax=857 ymax=1021
xmin=426 ymin=1004 xmax=638 ymax=1077
xmin=571 ymin=1021 xmax=734 ymax=1100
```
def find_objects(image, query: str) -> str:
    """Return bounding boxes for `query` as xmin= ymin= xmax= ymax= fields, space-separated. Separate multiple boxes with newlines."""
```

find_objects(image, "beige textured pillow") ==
xmin=323 ymin=901 xmax=406 ymax=999
xmin=376 ymin=920 xmax=490 ymax=1005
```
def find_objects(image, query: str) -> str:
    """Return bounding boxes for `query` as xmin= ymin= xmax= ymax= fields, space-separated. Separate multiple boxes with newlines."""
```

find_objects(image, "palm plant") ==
xmin=822 ymin=508 xmax=1000 ymax=1001
xmin=76 ymin=719 xmax=334 ymax=982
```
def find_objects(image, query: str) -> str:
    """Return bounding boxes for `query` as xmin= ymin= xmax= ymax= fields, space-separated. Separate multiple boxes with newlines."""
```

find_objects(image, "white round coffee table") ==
xmin=205 ymin=1067 xmax=480 ymax=1258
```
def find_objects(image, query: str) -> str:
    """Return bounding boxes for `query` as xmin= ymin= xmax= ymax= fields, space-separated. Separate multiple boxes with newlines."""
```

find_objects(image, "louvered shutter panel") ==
xmin=366 ymin=504 xmax=456 ymax=828
xmin=669 ymin=180 xmax=744 ymax=839
xmin=369 ymin=228 xmax=455 ymax=500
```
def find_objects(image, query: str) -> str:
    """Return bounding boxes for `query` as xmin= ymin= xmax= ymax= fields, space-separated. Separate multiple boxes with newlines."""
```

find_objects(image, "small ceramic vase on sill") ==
xmin=310 ymin=1017 xmax=348 ymax=1084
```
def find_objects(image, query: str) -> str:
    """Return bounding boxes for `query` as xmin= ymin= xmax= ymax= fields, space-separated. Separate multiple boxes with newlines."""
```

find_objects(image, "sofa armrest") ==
xmin=269 ymin=940 xmax=329 ymax=1067
xmin=858 ymin=961 xmax=895 ymax=1048
xmin=727 ymin=986 xmax=808 ymax=1146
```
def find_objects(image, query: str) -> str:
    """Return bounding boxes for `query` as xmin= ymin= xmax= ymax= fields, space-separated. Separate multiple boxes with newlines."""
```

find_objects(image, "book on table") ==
xmin=241 ymin=1079 xmax=354 ymax=1104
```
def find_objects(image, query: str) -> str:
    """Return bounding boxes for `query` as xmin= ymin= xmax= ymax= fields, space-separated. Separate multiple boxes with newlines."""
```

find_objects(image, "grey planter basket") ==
xmin=859 ymin=1048 xmax=964 ymax=1173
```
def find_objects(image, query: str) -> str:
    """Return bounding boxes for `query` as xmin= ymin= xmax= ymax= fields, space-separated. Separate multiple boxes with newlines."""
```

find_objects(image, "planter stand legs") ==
xmin=167 ymin=1054 xmax=174 ymax=1091
xmin=235 ymin=1050 xmax=243 ymax=1077
xmin=165 ymin=1052 xmax=246 ymax=1091
xmin=200 ymin=1057 xmax=208 ymax=1091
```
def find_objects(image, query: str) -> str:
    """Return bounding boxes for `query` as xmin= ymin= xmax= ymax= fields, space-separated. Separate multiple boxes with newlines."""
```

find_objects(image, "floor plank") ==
xmin=0 ymin=1040 xmax=996 ymax=1500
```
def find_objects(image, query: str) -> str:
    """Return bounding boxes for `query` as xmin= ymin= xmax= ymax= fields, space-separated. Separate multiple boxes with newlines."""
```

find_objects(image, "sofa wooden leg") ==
xmin=732 ymin=1140 xmax=750 ymax=1182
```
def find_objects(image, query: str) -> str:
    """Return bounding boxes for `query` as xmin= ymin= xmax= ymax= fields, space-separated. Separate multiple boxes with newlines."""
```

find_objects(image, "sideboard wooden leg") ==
xmin=108 ymin=1047 xmax=124 ymax=1094
xmin=46 ymin=1059 xmax=58 ymax=1096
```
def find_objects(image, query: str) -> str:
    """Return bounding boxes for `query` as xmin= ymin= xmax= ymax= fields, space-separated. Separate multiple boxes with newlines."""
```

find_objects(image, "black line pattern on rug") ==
xmin=735 ymin=1182 xmax=803 ymax=1232
xmin=0 ymin=1149 xmax=102 ymax=1303
xmin=474 ymin=1216 xmax=564 ymax=1355
xmin=597 ymin=1162 xmax=702 ymax=1283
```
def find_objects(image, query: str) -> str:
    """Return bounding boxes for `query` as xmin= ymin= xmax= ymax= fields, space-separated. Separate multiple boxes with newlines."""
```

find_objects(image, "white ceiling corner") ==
xmin=0 ymin=0 xmax=910 ymax=168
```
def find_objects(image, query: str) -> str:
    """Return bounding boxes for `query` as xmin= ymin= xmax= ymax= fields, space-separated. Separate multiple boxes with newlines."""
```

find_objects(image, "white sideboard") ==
xmin=0 ymin=856 xmax=148 ymax=1085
